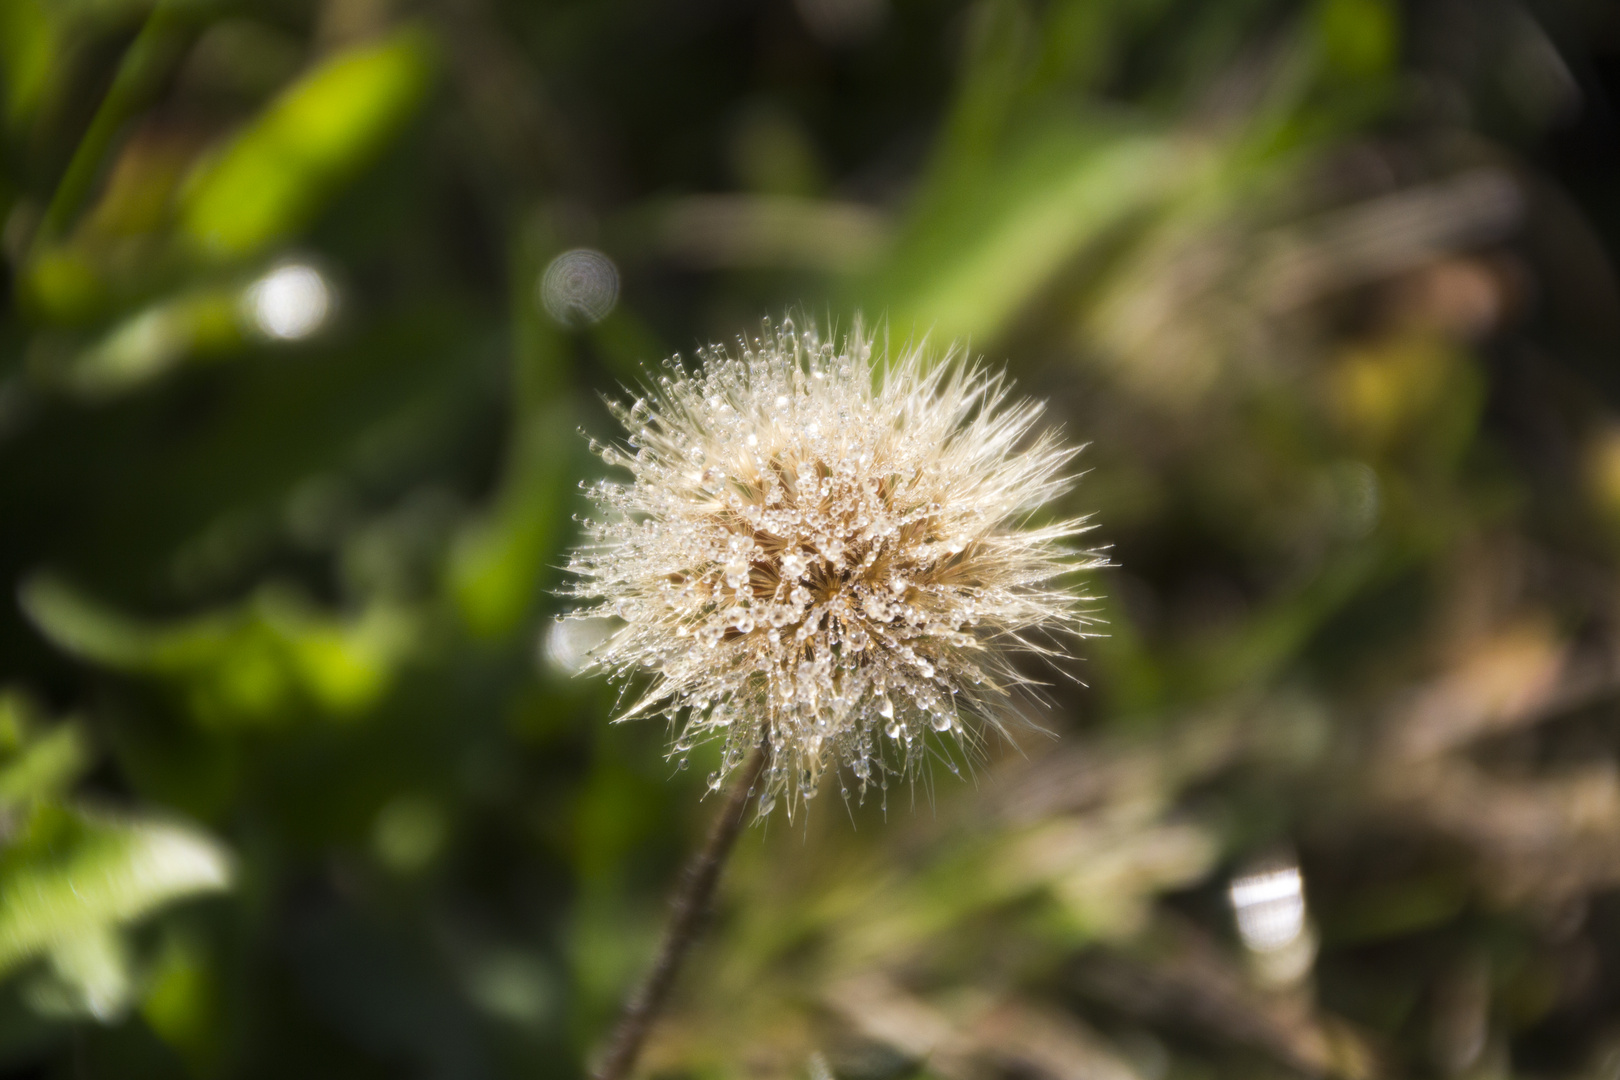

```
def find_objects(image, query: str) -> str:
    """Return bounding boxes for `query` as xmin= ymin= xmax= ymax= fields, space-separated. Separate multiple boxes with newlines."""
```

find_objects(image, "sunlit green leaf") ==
xmin=21 ymin=923 xmax=131 ymax=1021
xmin=0 ymin=719 xmax=90 ymax=810
xmin=45 ymin=286 xmax=244 ymax=396
xmin=21 ymin=576 xmax=416 ymax=725
xmin=179 ymin=28 xmax=433 ymax=259
xmin=0 ymin=806 xmax=233 ymax=979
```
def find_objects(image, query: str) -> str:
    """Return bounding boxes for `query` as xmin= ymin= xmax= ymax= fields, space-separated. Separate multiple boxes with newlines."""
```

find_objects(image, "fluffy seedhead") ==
xmin=564 ymin=318 xmax=1101 ymax=813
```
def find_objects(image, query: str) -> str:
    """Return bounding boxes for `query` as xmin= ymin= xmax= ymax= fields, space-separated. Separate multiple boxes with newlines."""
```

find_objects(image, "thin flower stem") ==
xmin=593 ymin=742 xmax=770 ymax=1080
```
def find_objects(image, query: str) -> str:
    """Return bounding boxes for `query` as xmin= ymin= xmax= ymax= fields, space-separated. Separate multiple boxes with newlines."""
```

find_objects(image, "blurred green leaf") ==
xmin=43 ymin=285 xmax=243 ymax=396
xmin=0 ymin=0 xmax=53 ymax=129
xmin=0 ymin=716 xmax=90 ymax=811
xmin=0 ymin=694 xmax=230 ymax=1028
xmin=0 ymin=694 xmax=92 ymax=819
xmin=21 ymin=924 xmax=130 ymax=1022
xmin=140 ymin=931 xmax=222 ymax=1070
xmin=21 ymin=576 xmax=416 ymax=725
xmin=1317 ymin=0 xmax=1398 ymax=80
xmin=20 ymin=246 xmax=103 ymax=323
xmin=450 ymin=407 xmax=573 ymax=639
xmin=0 ymin=805 xmax=232 ymax=981
xmin=179 ymin=28 xmax=433 ymax=259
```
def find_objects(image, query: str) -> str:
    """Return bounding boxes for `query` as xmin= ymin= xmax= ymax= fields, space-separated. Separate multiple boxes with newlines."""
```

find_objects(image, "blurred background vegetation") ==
xmin=2 ymin=0 xmax=1620 ymax=1077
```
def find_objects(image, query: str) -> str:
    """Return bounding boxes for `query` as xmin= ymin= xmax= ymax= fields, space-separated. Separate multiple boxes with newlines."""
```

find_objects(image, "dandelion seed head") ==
xmin=564 ymin=317 xmax=1101 ymax=811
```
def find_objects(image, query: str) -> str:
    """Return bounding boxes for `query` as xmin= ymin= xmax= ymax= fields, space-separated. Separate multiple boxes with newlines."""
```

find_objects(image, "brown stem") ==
xmin=592 ymin=742 xmax=770 ymax=1080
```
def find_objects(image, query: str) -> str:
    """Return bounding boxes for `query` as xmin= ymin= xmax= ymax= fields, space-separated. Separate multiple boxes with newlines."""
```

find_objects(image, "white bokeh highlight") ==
xmin=539 ymin=248 xmax=618 ymax=327
xmin=1230 ymin=865 xmax=1306 ymax=951
xmin=1229 ymin=860 xmax=1318 ymax=987
xmin=246 ymin=263 xmax=332 ymax=341
xmin=542 ymin=617 xmax=613 ymax=677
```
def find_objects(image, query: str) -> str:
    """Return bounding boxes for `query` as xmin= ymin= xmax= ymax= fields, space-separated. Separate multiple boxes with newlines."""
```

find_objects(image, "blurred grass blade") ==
xmin=36 ymin=1 xmax=193 ymax=242
xmin=877 ymin=129 xmax=1192 ymax=343
xmin=918 ymin=0 xmax=1034 ymax=211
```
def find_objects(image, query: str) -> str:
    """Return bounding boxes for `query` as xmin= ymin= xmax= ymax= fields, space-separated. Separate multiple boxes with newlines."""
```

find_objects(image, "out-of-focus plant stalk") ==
xmin=593 ymin=742 xmax=769 ymax=1080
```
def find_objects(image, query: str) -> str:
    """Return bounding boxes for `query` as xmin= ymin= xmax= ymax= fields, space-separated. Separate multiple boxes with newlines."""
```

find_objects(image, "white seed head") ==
xmin=564 ymin=317 xmax=1101 ymax=811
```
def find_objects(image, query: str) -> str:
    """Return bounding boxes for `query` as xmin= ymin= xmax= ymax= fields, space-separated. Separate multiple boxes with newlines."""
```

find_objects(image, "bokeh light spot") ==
xmin=539 ymin=248 xmax=618 ymax=327
xmin=245 ymin=263 xmax=332 ymax=341
xmin=1229 ymin=864 xmax=1305 ymax=952
xmin=542 ymin=617 xmax=612 ymax=677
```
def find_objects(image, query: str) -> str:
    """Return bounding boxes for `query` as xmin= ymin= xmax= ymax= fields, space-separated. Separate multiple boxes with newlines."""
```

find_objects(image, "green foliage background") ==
xmin=2 ymin=0 xmax=1620 ymax=1077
